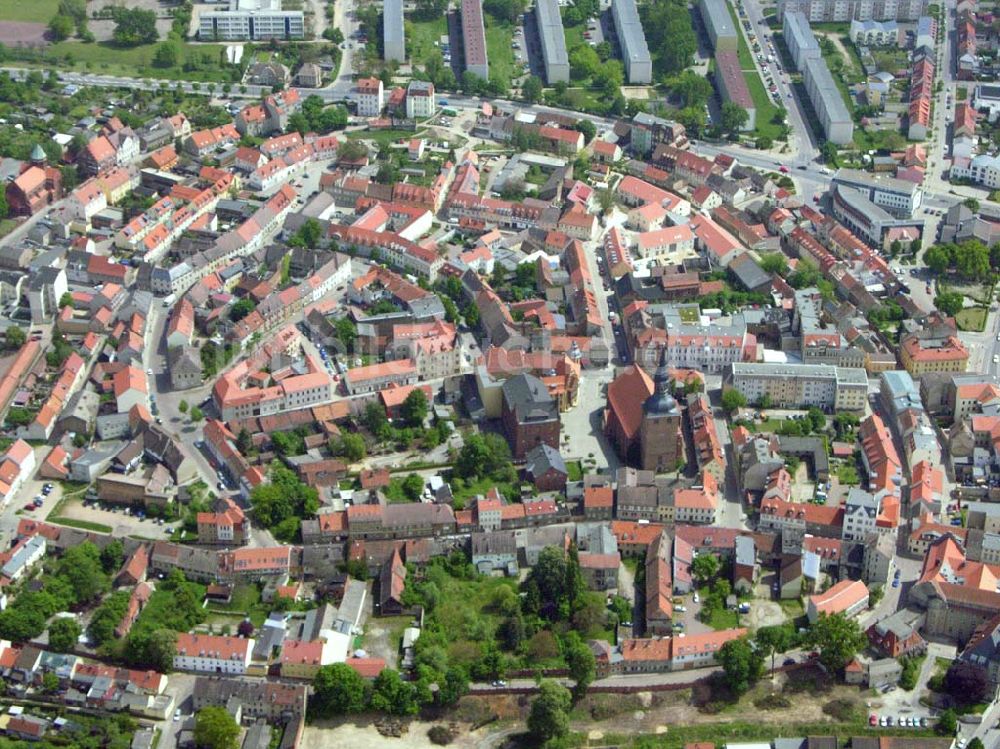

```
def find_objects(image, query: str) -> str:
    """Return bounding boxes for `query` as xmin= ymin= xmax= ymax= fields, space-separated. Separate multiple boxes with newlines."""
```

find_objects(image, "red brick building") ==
xmin=6 ymin=165 xmax=61 ymax=216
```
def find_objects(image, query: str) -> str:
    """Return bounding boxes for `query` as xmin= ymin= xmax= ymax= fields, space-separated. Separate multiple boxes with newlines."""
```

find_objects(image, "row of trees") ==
xmin=923 ymin=239 xmax=1000 ymax=283
xmin=715 ymin=613 xmax=867 ymax=697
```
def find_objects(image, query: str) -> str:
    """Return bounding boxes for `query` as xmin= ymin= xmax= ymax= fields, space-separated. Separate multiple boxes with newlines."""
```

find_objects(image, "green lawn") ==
xmin=0 ymin=0 xmax=58 ymax=22
xmin=957 ymin=86 xmax=968 ymax=101
xmin=726 ymin=1 xmax=757 ymax=70
xmin=744 ymin=70 xmax=783 ymax=141
xmin=0 ymin=219 xmax=17 ymax=239
xmin=48 ymin=516 xmax=112 ymax=534
xmin=703 ymin=605 xmax=740 ymax=630
xmin=565 ymin=23 xmax=585 ymax=52
xmin=598 ymin=722 xmax=939 ymax=748
xmin=956 ymin=306 xmax=988 ymax=332
xmin=810 ymin=22 xmax=851 ymax=34
xmin=405 ymin=16 xmax=448 ymax=64
xmin=351 ymin=128 xmax=424 ymax=146
xmin=485 ymin=22 xmax=516 ymax=84
xmin=566 ymin=460 xmax=583 ymax=482
xmin=37 ymin=41 xmax=235 ymax=82
xmin=836 ymin=462 xmax=860 ymax=486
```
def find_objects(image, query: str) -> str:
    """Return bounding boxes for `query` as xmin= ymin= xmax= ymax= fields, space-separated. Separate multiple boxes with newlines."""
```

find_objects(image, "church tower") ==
xmin=639 ymin=348 xmax=683 ymax=472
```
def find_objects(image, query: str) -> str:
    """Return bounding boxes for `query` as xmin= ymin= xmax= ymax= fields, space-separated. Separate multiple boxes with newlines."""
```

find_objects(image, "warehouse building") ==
xmin=714 ymin=51 xmax=756 ymax=130
xmin=612 ymin=0 xmax=652 ymax=84
xmin=783 ymin=11 xmax=821 ymax=68
xmin=802 ymin=56 xmax=854 ymax=144
xmin=461 ymin=0 xmax=490 ymax=80
xmin=535 ymin=0 xmax=570 ymax=83
xmin=699 ymin=0 xmax=738 ymax=52
xmin=727 ymin=362 xmax=868 ymax=412
xmin=384 ymin=0 xmax=405 ymax=62
xmin=198 ymin=0 xmax=304 ymax=40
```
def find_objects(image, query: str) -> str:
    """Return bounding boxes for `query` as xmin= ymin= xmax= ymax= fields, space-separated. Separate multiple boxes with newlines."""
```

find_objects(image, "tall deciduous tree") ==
xmin=193 ymin=707 xmax=240 ymax=749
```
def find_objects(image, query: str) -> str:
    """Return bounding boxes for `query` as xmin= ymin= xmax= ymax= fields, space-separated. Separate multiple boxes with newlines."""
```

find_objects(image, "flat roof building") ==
xmin=700 ymin=0 xmax=738 ymax=52
xmin=777 ymin=0 xmax=928 ymax=22
xmin=198 ymin=0 xmax=304 ymax=40
xmin=783 ymin=11 xmax=821 ymax=69
xmin=727 ymin=362 xmax=868 ymax=412
xmin=535 ymin=0 xmax=570 ymax=83
xmin=612 ymin=0 xmax=652 ymax=83
xmin=802 ymin=56 xmax=854 ymax=145
xmin=714 ymin=51 xmax=756 ymax=130
xmin=832 ymin=167 xmax=922 ymax=216
xmin=383 ymin=0 xmax=405 ymax=62
xmin=461 ymin=0 xmax=490 ymax=80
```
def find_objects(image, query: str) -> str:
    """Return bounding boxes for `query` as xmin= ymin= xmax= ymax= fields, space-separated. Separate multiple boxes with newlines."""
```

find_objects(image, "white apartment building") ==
xmin=832 ymin=168 xmax=923 ymax=217
xmin=198 ymin=0 xmax=304 ymax=40
xmin=951 ymin=154 xmax=1000 ymax=189
xmin=405 ymin=81 xmax=436 ymax=119
xmin=174 ymin=633 xmax=254 ymax=675
xmin=842 ymin=487 xmax=880 ymax=541
xmin=355 ymin=77 xmax=384 ymax=117
xmin=727 ymin=362 xmax=868 ymax=411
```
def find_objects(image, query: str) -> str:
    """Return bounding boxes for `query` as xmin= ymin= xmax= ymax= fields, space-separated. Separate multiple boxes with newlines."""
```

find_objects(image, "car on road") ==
xmin=491 ymin=680 xmax=507 ymax=687
xmin=994 ymin=355 xmax=999 ymax=364
xmin=779 ymin=165 xmax=789 ymax=173
xmin=869 ymin=715 xmax=878 ymax=726
xmin=23 ymin=503 xmax=34 ymax=512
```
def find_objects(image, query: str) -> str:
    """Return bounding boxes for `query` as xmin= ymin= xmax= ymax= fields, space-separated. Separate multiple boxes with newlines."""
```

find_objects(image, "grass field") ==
xmin=956 ymin=306 xmax=988 ymax=332
xmin=836 ymin=462 xmax=860 ymax=486
xmin=727 ymin=1 xmax=757 ymax=70
xmin=406 ymin=16 xmax=448 ymax=65
xmin=0 ymin=0 xmax=58 ymax=22
xmin=48 ymin=517 xmax=113 ymax=534
xmin=0 ymin=219 xmax=17 ymax=239
xmin=485 ymin=22 xmax=516 ymax=84
xmin=743 ymin=71 xmax=783 ymax=140
xmin=38 ymin=41 xmax=235 ymax=82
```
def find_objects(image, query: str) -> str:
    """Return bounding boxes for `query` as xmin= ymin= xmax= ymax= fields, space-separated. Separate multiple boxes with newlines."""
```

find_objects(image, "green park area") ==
xmin=0 ymin=0 xmax=59 ymax=22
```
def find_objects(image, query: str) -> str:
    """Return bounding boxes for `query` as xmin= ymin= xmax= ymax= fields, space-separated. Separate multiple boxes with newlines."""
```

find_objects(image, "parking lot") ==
xmin=57 ymin=496 xmax=175 ymax=540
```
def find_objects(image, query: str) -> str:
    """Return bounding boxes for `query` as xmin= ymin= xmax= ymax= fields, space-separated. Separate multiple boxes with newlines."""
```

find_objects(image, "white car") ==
xmin=994 ymin=355 xmax=1000 ymax=364
xmin=693 ymin=593 xmax=700 ymax=603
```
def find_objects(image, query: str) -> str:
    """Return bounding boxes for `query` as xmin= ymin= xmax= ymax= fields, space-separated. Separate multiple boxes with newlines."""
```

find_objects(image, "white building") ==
xmin=198 ymin=0 xmax=304 ymax=40
xmin=0 ymin=440 xmax=37 ymax=508
xmin=355 ymin=77 xmax=385 ymax=118
xmin=950 ymin=153 xmax=1000 ymax=189
xmin=1 ymin=536 xmax=45 ymax=582
xmin=842 ymin=487 xmax=880 ymax=541
xmin=27 ymin=266 xmax=67 ymax=324
xmin=405 ymin=81 xmax=436 ymax=119
xmin=832 ymin=168 xmax=923 ymax=217
xmin=727 ymin=362 xmax=869 ymax=411
xmin=174 ymin=633 xmax=254 ymax=675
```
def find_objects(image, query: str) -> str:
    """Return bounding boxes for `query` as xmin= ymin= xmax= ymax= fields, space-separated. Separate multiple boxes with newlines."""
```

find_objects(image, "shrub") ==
xmin=428 ymin=726 xmax=456 ymax=745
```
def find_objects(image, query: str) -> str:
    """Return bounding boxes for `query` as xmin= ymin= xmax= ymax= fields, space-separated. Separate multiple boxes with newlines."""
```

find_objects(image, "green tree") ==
xmin=720 ymin=102 xmax=749 ymax=134
xmin=527 ymin=680 xmax=572 ymax=744
xmin=944 ymin=660 xmax=989 ymax=705
xmin=564 ymin=632 xmax=596 ymax=697
xmin=4 ymin=326 xmax=25 ymax=350
xmin=934 ymin=291 xmax=964 ymax=315
xmin=179 ymin=400 xmax=189 ymax=413
xmin=48 ymin=14 xmax=74 ymax=41
xmin=968 ymin=739 xmax=985 ymax=749
xmin=190 ymin=406 xmax=204 ymax=422
xmin=716 ymin=637 xmax=765 ymax=695
xmin=111 ymin=7 xmax=159 ymax=45
xmin=370 ymin=668 xmax=419 ymax=715
xmin=56 ymin=543 xmax=109 ymax=605
xmin=401 ymin=473 xmax=425 ymax=501
xmin=311 ymin=663 xmax=370 ymax=717
xmin=759 ymin=253 xmax=789 ymax=275
xmin=923 ymin=244 xmax=953 ymax=275
xmin=229 ymin=297 xmax=255 ymax=322
xmin=140 ymin=628 xmax=178 ymax=673
xmin=963 ymin=197 xmax=981 ymax=212
xmin=806 ymin=406 xmax=826 ymax=433
xmin=193 ymin=706 xmax=240 ymax=749
xmin=936 ymin=708 xmax=958 ymax=736
xmin=569 ymin=44 xmax=600 ymax=80
xmin=721 ymin=388 xmax=747 ymax=413
xmin=400 ymin=388 xmax=429 ymax=427
xmin=41 ymin=671 xmax=60 ymax=693
xmin=288 ymin=217 xmax=323 ymax=248
xmin=335 ymin=432 xmax=366 ymax=462
xmin=153 ymin=40 xmax=181 ymax=68
xmin=669 ymin=70 xmax=713 ymax=108
xmin=690 ymin=553 xmax=720 ymax=585
xmin=522 ymin=75 xmax=543 ymax=103
xmin=575 ymin=119 xmax=596 ymax=144
xmin=808 ymin=612 xmax=866 ymax=673
xmin=754 ymin=624 xmax=796 ymax=674
xmin=48 ymin=617 xmax=81 ymax=652
xmin=59 ymin=292 xmax=74 ymax=309
xmin=100 ymin=539 xmax=124 ymax=574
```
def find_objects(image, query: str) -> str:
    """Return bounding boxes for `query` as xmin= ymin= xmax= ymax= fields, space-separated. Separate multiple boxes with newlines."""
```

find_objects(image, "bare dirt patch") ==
xmin=0 ymin=22 xmax=47 ymax=46
xmin=303 ymin=719 xmax=480 ymax=749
